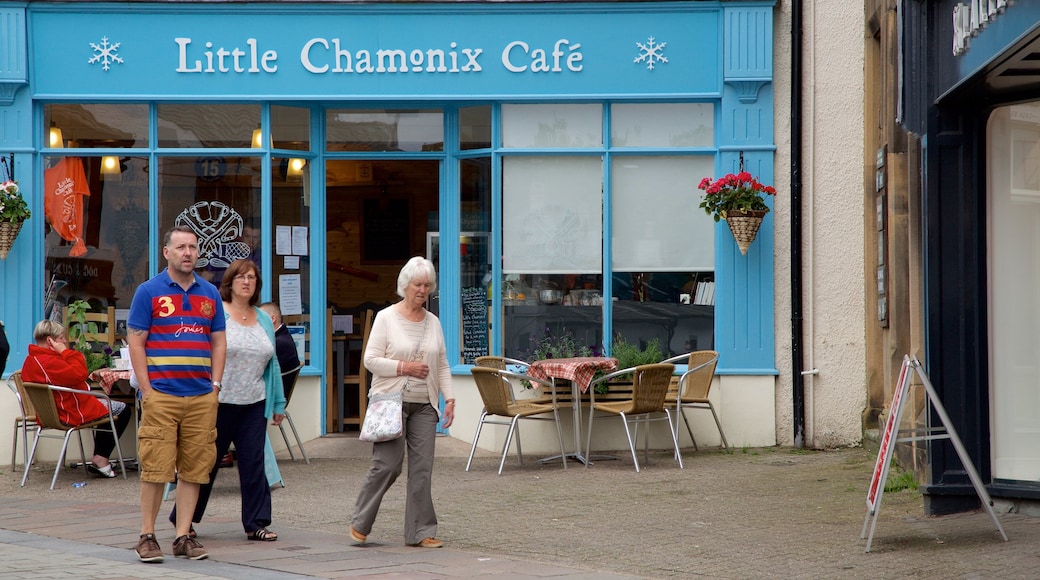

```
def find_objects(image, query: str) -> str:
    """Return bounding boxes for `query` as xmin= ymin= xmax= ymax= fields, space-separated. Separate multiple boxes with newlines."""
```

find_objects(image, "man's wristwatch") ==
xmin=212 ymin=381 xmax=222 ymax=389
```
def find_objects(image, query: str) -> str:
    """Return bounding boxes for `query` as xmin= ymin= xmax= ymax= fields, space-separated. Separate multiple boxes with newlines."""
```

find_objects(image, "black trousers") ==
xmin=170 ymin=400 xmax=271 ymax=533
xmin=93 ymin=408 xmax=133 ymax=459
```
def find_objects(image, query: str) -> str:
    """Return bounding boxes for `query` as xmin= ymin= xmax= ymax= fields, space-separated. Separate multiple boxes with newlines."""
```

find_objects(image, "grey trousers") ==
xmin=352 ymin=401 xmax=439 ymax=544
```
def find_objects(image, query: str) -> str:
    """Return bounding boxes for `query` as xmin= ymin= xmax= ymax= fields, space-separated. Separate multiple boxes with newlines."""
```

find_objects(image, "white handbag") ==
xmin=359 ymin=391 xmax=404 ymax=442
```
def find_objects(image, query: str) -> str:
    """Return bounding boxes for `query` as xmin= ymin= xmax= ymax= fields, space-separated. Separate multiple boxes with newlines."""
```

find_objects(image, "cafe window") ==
xmin=456 ymin=156 xmax=492 ymax=364
xmin=501 ymin=104 xmax=602 ymax=148
xmin=611 ymin=155 xmax=715 ymax=355
xmin=460 ymin=105 xmax=492 ymax=151
xmin=44 ymin=104 xmax=149 ymax=149
xmin=326 ymin=109 xmax=444 ymax=152
xmin=157 ymin=104 xmax=261 ymax=148
xmin=502 ymin=156 xmax=604 ymax=359
xmin=610 ymin=103 xmax=714 ymax=148
xmin=41 ymin=154 xmax=150 ymax=332
xmin=156 ymin=156 xmax=263 ymax=289
xmin=493 ymin=102 xmax=716 ymax=362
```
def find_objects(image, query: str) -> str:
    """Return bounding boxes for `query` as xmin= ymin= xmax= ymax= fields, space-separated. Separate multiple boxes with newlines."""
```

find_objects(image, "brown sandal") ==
xmin=248 ymin=527 xmax=277 ymax=541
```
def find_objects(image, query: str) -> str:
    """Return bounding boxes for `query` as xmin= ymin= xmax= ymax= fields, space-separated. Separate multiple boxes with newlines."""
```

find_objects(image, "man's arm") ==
xmin=209 ymin=330 xmax=226 ymax=386
xmin=127 ymin=328 xmax=150 ymax=397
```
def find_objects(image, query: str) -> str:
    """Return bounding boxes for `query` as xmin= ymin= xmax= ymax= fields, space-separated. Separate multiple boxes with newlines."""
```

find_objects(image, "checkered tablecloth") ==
xmin=89 ymin=369 xmax=132 ymax=395
xmin=527 ymin=357 xmax=618 ymax=393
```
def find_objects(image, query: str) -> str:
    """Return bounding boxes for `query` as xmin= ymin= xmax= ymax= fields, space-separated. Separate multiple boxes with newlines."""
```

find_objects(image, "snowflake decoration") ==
xmin=88 ymin=37 xmax=124 ymax=71
xmin=634 ymin=36 xmax=668 ymax=71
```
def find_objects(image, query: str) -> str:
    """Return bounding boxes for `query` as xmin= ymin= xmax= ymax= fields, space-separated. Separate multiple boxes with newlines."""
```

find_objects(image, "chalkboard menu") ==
xmin=461 ymin=286 xmax=489 ymax=364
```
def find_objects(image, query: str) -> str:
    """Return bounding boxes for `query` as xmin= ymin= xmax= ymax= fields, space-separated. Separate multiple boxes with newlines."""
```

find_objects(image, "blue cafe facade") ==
xmin=0 ymin=1 xmax=777 ymax=442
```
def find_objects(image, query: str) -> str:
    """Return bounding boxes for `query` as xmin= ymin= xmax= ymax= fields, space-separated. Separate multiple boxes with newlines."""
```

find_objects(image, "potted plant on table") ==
xmin=697 ymin=170 xmax=776 ymax=255
xmin=0 ymin=180 xmax=31 ymax=260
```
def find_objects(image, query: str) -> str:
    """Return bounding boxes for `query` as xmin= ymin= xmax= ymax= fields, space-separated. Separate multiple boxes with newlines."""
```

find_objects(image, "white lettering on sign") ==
xmin=952 ymin=0 xmax=1013 ymax=56
xmin=175 ymin=37 xmax=278 ymax=73
xmin=301 ymin=38 xmax=483 ymax=74
xmin=501 ymin=39 xmax=583 ymax=73
xmin=175 ymin=36 xmax=586 ymax=76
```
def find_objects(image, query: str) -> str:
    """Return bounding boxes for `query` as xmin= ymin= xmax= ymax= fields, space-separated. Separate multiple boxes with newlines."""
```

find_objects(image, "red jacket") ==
xmin=21 ymin=344 xmax=108 ymax=426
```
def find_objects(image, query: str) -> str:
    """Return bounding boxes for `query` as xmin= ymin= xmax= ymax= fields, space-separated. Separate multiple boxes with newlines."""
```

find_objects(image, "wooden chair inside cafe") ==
xmin=62 ymin=306 xmax=117 ymax=348
xmin=339 ymin=309 xmax=374 ymax=431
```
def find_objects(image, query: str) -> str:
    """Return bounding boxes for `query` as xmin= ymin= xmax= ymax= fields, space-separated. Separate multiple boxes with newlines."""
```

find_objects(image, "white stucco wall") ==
xmin=771 ymin=3 xmax=867 ymax=447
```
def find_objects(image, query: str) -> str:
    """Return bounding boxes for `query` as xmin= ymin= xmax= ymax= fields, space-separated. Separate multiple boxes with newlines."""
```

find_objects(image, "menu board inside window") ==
xmin=461 ymin=286 xmax=489 ymax=364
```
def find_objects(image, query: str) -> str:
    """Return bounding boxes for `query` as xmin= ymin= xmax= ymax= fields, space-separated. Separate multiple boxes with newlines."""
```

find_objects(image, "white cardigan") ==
xmin=363 ymin=305 xmax=454 ymax=415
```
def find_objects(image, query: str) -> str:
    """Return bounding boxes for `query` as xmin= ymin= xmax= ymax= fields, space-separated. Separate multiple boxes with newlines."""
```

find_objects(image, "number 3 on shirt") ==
xmin=157 ymin=296 xmax=176 ymax=317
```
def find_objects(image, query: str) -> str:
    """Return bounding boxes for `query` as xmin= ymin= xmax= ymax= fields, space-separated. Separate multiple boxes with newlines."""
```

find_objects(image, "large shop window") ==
xmin=41 ymin=154 xmax=150 ymax=328
xmin=611 ymin=156 xmax=715 ymax=356
xmin=157 ymin=156 xmax=263 ymax=288
xmin=41 ymin=104 xmax=151 ymax=328
xmin=497 ymin=102 xmax=715 ymax=362
xmin=502 ymin=156 xmax=604 ymax=359
xmin=988 ymin=103 xmax=1040 ymax=480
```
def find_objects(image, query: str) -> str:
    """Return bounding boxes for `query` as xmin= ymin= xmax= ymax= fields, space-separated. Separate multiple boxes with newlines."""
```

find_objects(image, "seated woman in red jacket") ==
xmin=21 ymin=319 xmax=132 ymax=478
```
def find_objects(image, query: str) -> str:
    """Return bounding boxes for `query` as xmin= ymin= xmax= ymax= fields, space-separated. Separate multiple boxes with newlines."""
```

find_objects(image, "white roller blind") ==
xmin=502 ymin=104 xmax=602 ymax=148
xmin=611 ymin=156 xmax=715 ymax=271
xmin=503 ymin=156 xmax=602 ymax=274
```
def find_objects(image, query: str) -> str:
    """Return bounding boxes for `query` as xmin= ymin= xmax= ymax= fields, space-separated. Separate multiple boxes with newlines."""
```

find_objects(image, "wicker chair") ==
xmin=585 ymin=363 xmax=682 ymax=472
xmin=7 ymin=371 xmax=39 ymax=471
xmin=473 ymin=355 xmax=551 ymax=405
xmin=663 ymin=351 xmax=726 ymax=450
xmin=467 ymin=367 xmax=567 ymax=475
xmin=19 ymin=380 xmax=126 ymax=489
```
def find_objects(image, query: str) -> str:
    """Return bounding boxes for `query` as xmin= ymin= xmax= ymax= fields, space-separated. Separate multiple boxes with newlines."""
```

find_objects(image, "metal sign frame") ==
xmin=861 ymin=354 xmax=1008 ymax=552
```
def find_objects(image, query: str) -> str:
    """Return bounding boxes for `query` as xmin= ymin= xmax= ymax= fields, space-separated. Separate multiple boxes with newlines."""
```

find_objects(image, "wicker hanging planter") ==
xmin=0 ymin=220 xmax=24 ymax=260
xmin=724 ymin=210 xmax=766 ymax=256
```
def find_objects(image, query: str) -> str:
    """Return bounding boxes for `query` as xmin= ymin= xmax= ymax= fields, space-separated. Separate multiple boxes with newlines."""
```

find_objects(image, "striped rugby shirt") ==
xmin=128 ymin=270 xmax=226 ymax=397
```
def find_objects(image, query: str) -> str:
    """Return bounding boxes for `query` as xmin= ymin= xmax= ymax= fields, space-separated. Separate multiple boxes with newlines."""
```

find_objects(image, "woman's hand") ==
xmin=400 ymin=360 xmax=429 ymax=379
xmin=272 ymin=413 xmax=285 ymax=426
xmin=47 ymin=335 xmax=67 ymax=354
xmin=441 ymin=400 xmax=455 ymax=428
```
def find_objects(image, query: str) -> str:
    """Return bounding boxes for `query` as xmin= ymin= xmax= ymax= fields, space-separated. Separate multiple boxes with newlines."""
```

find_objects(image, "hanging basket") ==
xmin=0 ymin=220 xmax=24 ymax=260
xmin=724 ymin=210 xmax=766 ymax=256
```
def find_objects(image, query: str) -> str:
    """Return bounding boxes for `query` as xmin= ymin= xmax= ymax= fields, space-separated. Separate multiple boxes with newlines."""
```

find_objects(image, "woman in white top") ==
xmin=350 ymin=256 xmax=455 ymax=549
xmin=170 ymin=259 xmax=286 ymax=542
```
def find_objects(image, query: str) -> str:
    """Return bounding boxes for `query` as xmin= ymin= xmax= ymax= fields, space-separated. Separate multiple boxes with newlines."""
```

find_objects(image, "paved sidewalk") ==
xmin=0 ymin=435 xmax=1036 ymax=579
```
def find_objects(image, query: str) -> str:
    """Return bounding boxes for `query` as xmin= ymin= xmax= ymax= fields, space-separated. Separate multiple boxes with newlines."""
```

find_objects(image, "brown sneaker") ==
xmin=172 ymin=534 xmax=208 ymax=560
xmin=410 ymin=537 xmax=443 ymax=548
xmin=349 ymin=526 xmax=367 ymax=545
xmin=135 ymin=533 xmax=164 ymax=563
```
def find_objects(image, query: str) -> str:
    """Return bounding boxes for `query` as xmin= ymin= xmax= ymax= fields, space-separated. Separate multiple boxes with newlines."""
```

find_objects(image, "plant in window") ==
xmin=0 ymin=180 xmax=31 ymax=260
xmin=697 ymin=170 xmax=776 ymax=255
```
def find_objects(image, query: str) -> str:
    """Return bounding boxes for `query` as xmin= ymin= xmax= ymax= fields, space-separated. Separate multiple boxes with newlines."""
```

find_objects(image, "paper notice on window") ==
xmin=276 ymin=225 xmax=292 ymax=256
xmin=287 ymin=325 xmax=307 ymax=362
xmin=292 ymin=226 xmax=309 ymax=256
xmin=279 ymin=274 xmax=303 ymax=315
xmin=284 ymin=255 xmax=300 ymax=270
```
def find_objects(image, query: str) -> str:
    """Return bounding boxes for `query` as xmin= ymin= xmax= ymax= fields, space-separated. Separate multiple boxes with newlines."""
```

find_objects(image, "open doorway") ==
xmin=325 ymin=158 xmax=440 ymax=431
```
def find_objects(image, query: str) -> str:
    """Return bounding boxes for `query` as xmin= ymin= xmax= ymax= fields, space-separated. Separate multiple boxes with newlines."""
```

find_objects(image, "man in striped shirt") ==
xmin=128 ymin=225 xmax=226 ymax=563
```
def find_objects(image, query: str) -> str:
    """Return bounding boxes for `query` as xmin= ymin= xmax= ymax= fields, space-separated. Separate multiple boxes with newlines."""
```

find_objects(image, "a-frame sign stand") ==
xmin=861 ymin=354 xmax=1008 ymax=552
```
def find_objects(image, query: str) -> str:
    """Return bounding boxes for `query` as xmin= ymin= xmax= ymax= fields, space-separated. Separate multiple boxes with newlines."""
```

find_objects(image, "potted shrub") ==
xmin=595 ymin=334 xmax=665 ymax=394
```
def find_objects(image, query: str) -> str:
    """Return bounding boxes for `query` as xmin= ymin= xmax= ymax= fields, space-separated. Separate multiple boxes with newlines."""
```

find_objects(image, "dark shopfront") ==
xmin=902 ymin=1 xmax=1040 ymax=514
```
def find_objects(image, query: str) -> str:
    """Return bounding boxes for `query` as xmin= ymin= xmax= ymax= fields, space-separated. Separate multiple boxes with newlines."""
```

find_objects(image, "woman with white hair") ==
xmin=349 ymin=256 xmax=455 ymax=549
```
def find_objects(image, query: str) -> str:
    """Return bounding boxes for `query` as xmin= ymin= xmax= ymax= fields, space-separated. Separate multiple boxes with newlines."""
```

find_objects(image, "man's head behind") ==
xmin=259 ymin=301 xmax=281 ymax=327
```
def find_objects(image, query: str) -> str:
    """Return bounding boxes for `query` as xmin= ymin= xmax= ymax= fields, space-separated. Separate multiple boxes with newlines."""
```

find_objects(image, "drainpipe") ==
xmin=791 ymin=0 xmax=806 ymax=448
